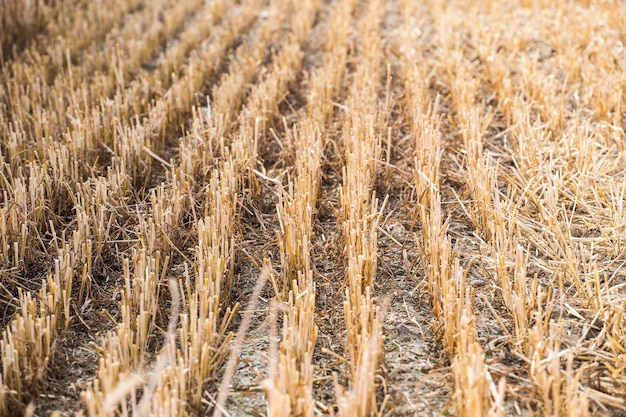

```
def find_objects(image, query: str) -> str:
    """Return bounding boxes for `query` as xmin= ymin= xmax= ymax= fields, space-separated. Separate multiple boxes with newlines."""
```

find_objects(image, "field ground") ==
xmin=1 ymin=0 xmax=626 ymax=416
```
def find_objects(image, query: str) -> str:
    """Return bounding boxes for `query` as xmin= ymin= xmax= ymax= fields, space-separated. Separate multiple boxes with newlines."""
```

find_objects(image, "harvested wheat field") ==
xmin=1 ymin=0 xmax=626 ymax=415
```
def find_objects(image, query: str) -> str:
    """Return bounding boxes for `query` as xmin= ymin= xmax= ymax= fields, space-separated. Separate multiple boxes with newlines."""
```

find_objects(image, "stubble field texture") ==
xmin=1 ymin=0 xmax=626 ymax=415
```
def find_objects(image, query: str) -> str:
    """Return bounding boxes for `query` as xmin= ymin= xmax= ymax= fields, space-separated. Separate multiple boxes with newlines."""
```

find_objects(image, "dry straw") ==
xmin=1 ymin=0 xmax=626 ymax=415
